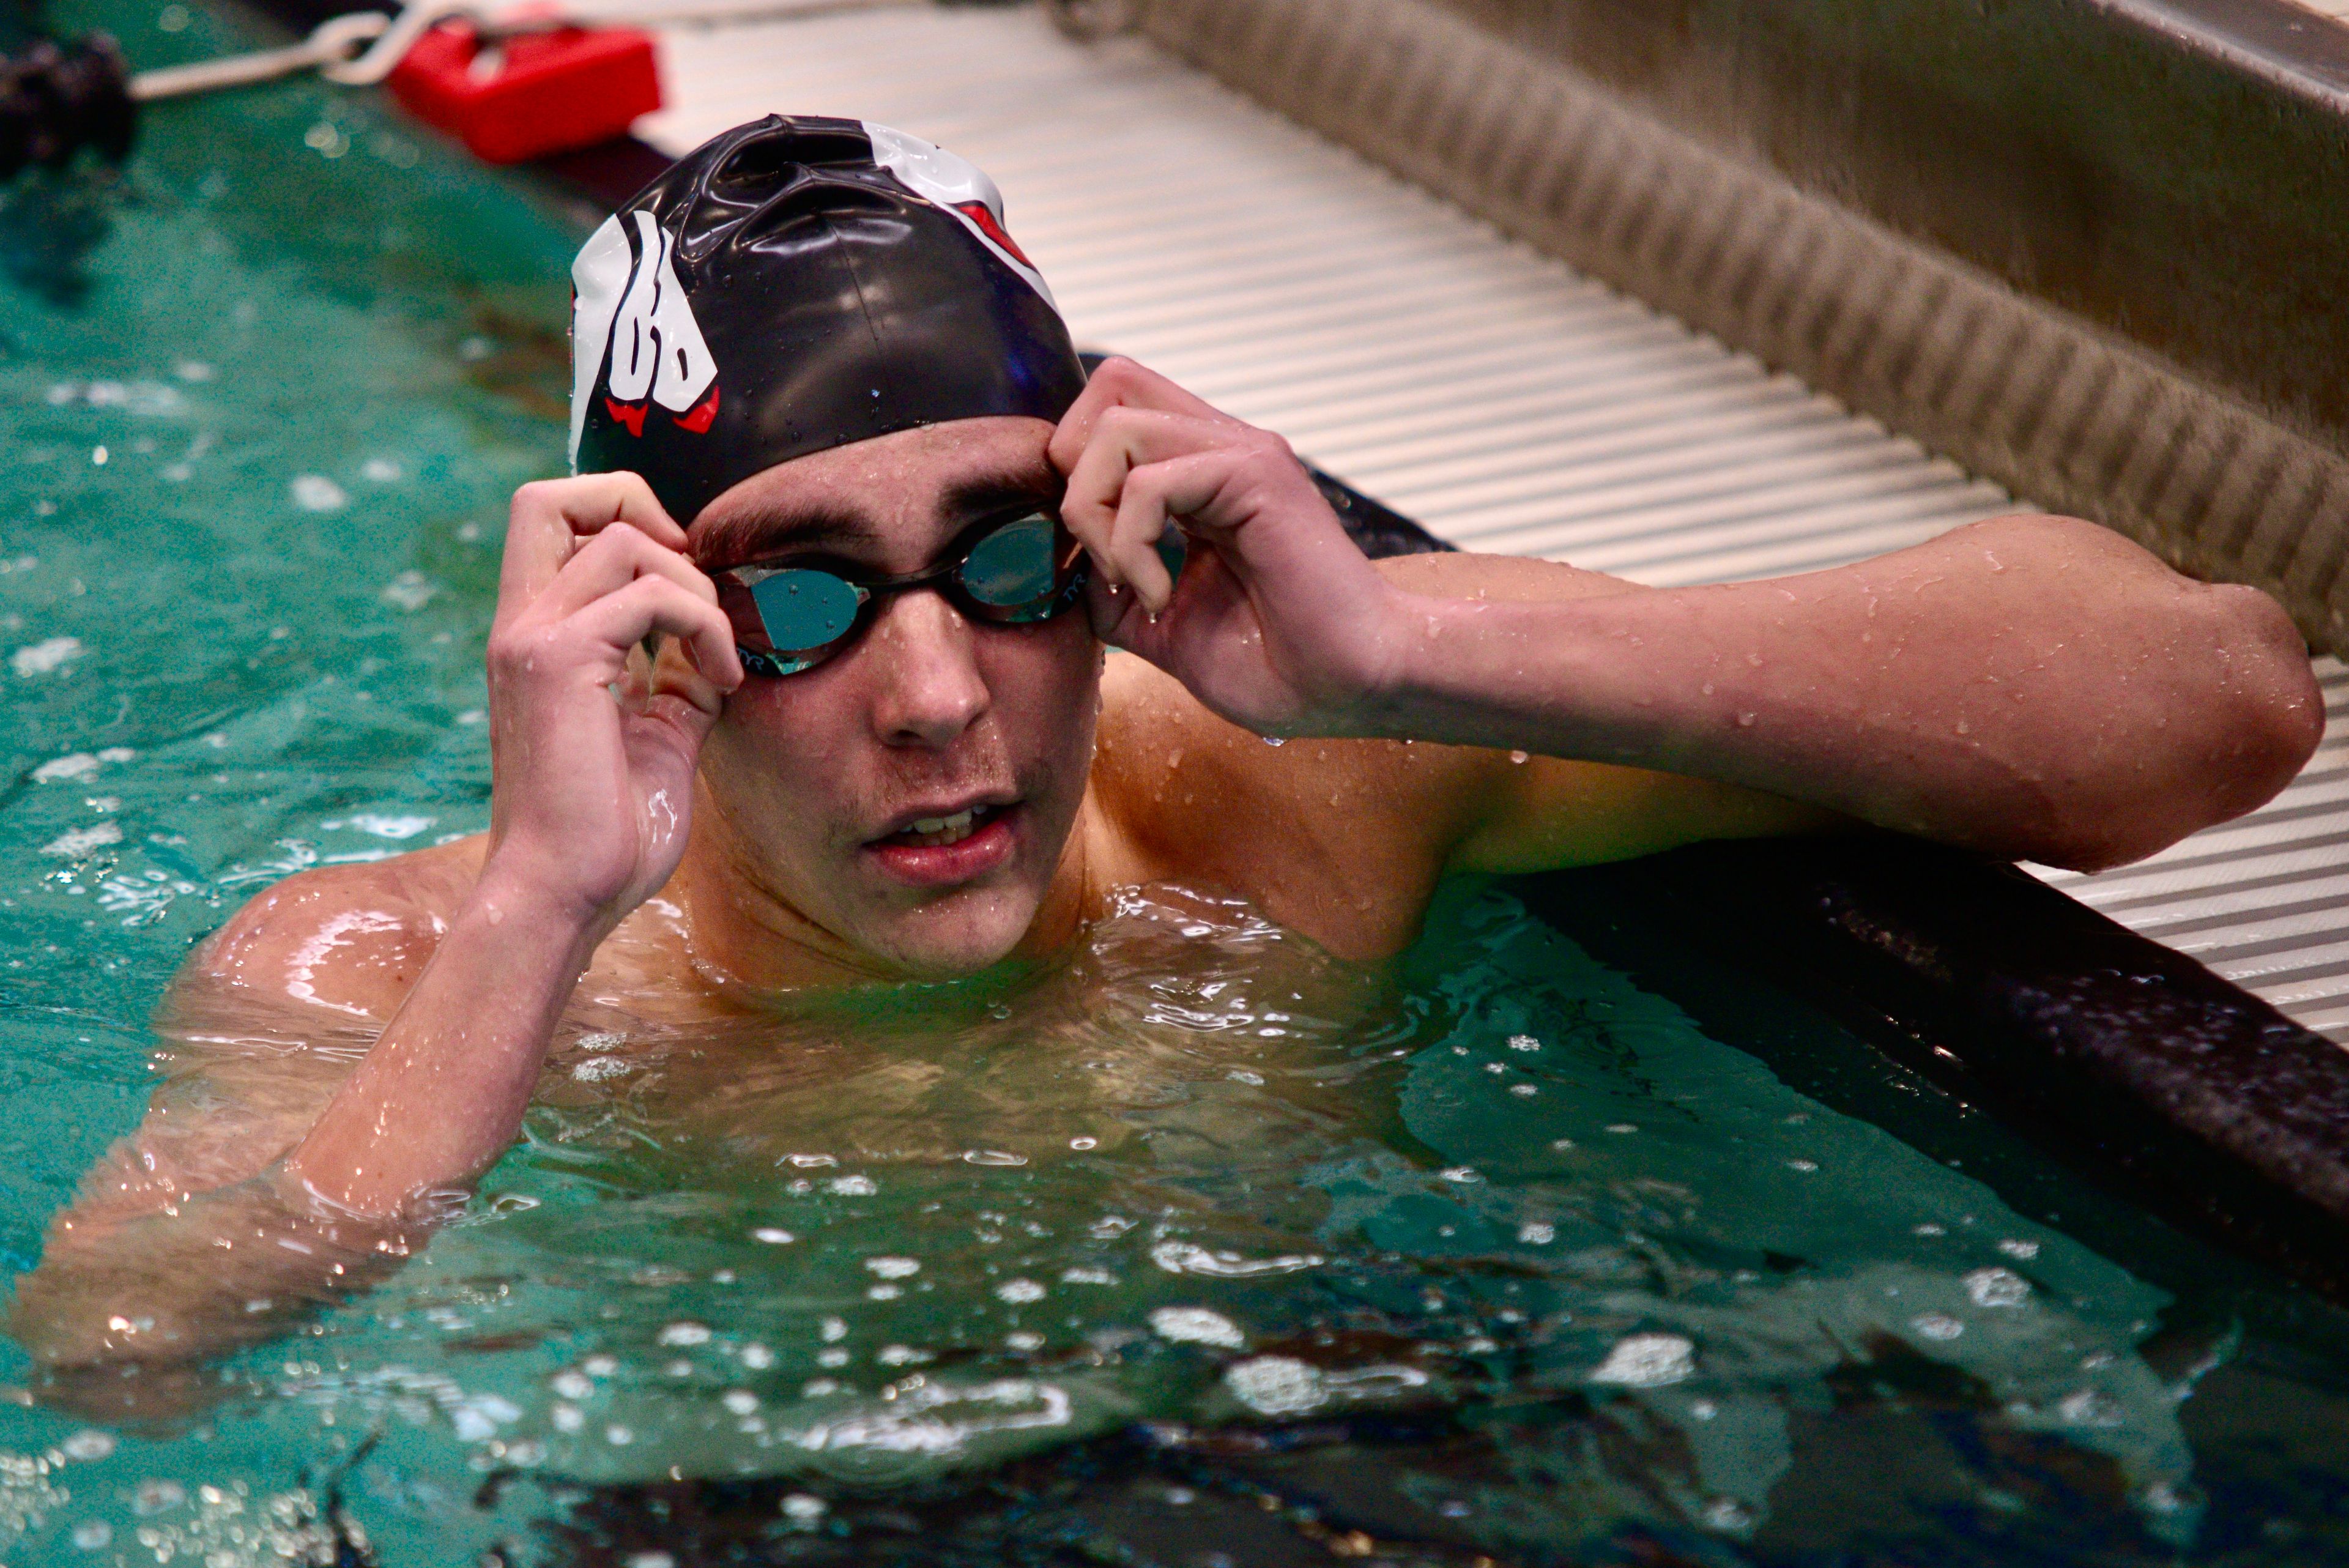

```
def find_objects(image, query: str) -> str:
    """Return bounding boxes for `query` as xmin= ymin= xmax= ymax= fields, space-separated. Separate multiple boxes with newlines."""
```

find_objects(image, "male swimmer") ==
xmin=12 ymin=117 xmax=2321 ymax=1377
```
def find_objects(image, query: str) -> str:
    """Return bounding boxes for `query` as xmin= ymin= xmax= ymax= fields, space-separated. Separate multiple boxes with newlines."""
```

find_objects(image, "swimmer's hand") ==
xmin=485 ymin=474 xmax=744 ymax=932
xmin=1052 ymin=359 xmax=1406 ymax=737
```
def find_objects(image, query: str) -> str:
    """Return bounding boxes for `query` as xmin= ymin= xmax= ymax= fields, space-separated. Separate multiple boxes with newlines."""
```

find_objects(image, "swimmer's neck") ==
xmin=667 ymin=776 xmax=1100 ymax=1000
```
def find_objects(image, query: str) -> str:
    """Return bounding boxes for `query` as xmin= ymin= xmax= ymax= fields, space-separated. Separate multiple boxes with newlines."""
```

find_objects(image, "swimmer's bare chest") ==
xmin=524 ymin=882 xmax=1403 ymax=1175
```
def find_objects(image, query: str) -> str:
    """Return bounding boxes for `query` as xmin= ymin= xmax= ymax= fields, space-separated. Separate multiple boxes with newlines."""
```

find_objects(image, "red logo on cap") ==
xmin=956 ymin=202 xmax=1035 ymax=268
xmin=675 ymin=381 xmax=720 ymax=434
xmin=603 ymin=383 xmax=716 ymax=439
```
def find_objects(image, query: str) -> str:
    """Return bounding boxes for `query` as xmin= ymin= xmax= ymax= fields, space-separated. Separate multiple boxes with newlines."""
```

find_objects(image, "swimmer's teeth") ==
xmin=897 ymin=807 xmax=982 ymax=848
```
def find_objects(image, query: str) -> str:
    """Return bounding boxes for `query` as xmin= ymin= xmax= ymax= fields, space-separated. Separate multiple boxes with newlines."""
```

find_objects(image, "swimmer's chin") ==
xmin=842 ymin=891 xmax=1052 ymax=982
xmin=800 ymin=803 xmax=1071 ymax=979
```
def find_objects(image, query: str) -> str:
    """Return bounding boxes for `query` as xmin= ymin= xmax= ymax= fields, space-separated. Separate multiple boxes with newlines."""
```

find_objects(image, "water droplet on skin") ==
xmin=1736 ymin=713 xmax=1756 ymax=727
xmin=1262 ymin=735 xmax=1285 ymax=747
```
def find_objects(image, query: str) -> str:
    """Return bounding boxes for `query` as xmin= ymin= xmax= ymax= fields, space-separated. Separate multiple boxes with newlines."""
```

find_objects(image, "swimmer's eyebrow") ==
xmin=694 ymin=459 xmax=1060 ymax=567
xmin=942 ymin=471 xmax=1063 ymax=522
xmin=694 ymin=503 xmax=880 ymax=567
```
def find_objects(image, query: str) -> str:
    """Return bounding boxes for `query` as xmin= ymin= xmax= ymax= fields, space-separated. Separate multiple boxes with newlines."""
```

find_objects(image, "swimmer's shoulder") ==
xmin=1091 ymin=652 xmax=1487 ymax=957
xmin=182 ymin=834 xmax=488 ymax=1022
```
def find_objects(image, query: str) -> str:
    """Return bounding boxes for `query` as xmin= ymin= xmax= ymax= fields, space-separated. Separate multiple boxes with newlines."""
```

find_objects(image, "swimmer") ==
xmin=12 ymin=116 xmax=2320 ymax=1383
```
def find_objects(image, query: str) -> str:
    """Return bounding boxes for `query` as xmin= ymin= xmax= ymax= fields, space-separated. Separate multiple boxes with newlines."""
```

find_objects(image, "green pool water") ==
xmin=6 ymin=3 xmax=2349 ymax=1564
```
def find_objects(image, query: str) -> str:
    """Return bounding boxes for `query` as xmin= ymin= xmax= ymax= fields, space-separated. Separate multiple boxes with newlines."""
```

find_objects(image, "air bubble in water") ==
xmin=1589 ymin=1333 xmax=1694 ymax=1387
xmin=1964 ymin=1268 xmax=2030 ymax=1308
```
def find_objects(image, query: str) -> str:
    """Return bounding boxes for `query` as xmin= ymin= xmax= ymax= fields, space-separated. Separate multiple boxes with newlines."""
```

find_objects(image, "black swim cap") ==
xmin=567 ymin=116 xmax=1089 ymax=526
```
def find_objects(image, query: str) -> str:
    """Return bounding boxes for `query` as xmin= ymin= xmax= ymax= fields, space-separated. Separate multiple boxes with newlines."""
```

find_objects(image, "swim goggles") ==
xmin=712 ymin=507 xmax=1089 ymax=678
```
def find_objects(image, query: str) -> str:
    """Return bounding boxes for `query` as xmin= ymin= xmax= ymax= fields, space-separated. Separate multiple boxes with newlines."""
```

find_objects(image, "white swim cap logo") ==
xmin=861 ymin=121 xmax=1057 ymax=309
xmin=568 ymin=209 xmax=720 ymax=467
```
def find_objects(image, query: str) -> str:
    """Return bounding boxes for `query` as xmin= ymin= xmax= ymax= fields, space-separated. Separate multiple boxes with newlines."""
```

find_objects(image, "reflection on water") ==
xmin=1 ymin=882 xmax=2223 ymax=1561
xmin=0 ymin=168 xmax=119 ymax=308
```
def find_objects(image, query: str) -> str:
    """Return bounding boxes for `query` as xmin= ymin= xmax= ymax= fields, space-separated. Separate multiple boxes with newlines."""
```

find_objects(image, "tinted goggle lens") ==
xmin=960 ymin=514 xmax=1062 ymax=608
xmin=719 ymin=512 xmax=1082 ymax=677
xmin=750 ymin=570 xmax=864 ymax=655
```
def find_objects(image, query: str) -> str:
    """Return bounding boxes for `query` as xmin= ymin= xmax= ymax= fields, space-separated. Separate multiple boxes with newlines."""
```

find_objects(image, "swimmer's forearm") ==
xmin=9 ymin=1172 xmax=408 ymax=1381
xmin=283 ymin=868 xmax=600 ymax=1218
xmin=1366 ymin=516 xmax=2321 ymax=868
xmin=10 ymin=868 xmax=589 ymax=1384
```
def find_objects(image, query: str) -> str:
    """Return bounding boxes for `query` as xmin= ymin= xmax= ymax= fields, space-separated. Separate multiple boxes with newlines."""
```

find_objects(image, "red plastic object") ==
xmin=387 ymin=21 xmax=662 ymax=165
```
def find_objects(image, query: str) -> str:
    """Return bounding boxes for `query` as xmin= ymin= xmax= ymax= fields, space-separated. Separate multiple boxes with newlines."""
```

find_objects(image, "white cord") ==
xmin=129 ymin=0 xmax=927 ymax=103
xmin=130 ymin=11 xmax=388 ymax=100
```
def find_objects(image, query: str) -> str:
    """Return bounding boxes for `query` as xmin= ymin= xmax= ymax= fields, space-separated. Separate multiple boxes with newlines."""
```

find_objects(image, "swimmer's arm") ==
xmin=10 ymin=853 xmax=606 ymax=1394
xmin=15 ymin=477 xmax=732 ymax=1384
xmin=7 ymin=863 xmax=458 ymax=1380
xmin=1057 ymin=360 xmax=2320 ymax=872
xmin=1362 ymin=525 xmax=2320 ymax=871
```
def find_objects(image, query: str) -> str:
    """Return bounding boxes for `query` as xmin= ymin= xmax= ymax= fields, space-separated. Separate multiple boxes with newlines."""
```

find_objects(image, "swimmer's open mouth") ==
xmin=875 ymin=802 xmax=1008 ymax=850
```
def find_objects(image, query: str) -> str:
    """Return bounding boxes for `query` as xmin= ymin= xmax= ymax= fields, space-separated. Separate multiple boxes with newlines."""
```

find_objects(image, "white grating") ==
xmin=2033 ymin=658 xmax=2349 ymax=1037
xmin=636 ymin=3 xmax=2349 ymax=1041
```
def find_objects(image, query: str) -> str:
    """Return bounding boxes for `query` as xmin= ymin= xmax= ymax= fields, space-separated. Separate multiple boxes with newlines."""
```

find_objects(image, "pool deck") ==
xmin=633 ymin=1 xmax=2349 ymax=1044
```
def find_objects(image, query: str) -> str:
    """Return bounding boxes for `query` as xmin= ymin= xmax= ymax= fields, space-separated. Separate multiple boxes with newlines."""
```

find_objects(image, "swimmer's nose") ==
xmin=866 ymin=589 xmax=990 ymax=748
